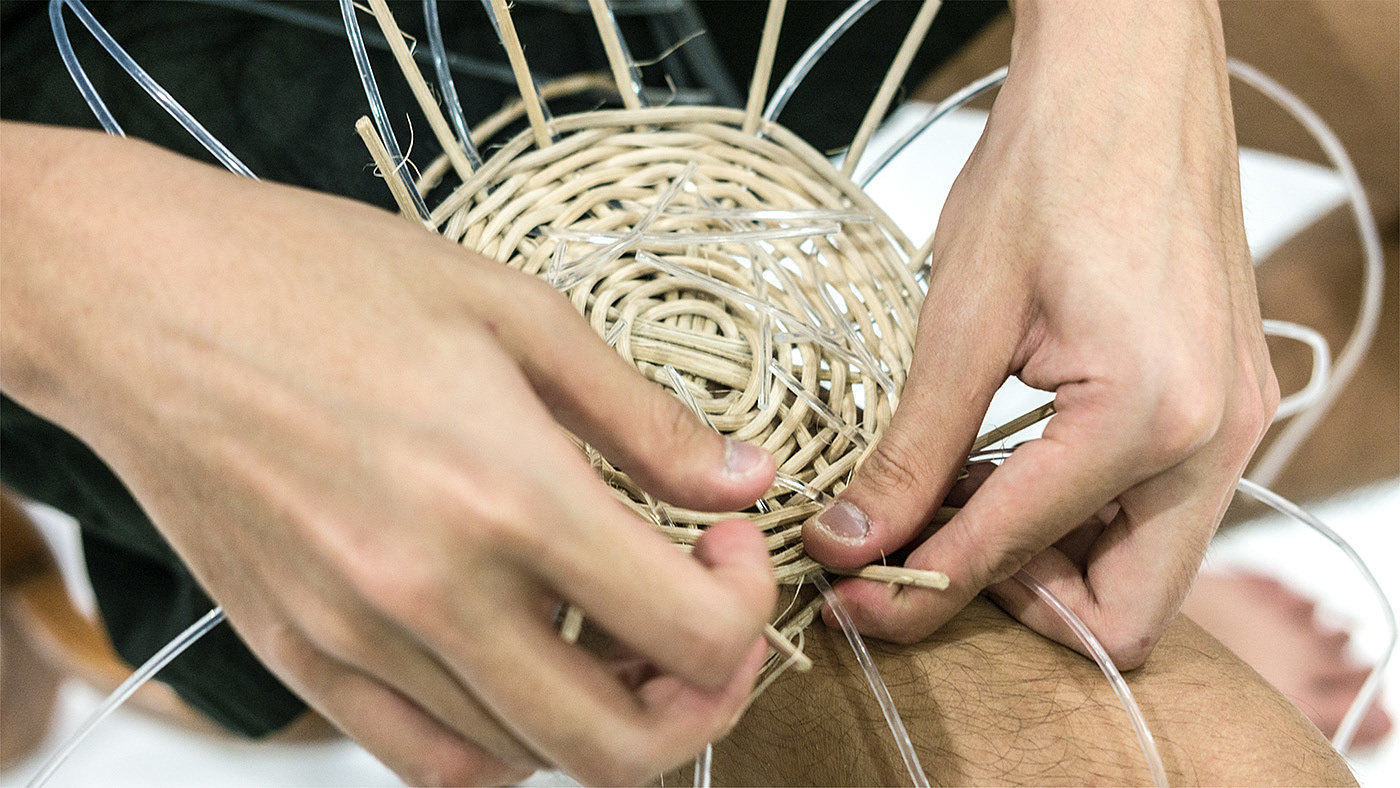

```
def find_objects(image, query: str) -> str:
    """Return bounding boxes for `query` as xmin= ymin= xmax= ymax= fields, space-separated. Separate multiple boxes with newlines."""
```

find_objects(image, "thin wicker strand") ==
xmin=587 ymin=0 xmax=647 ymax=110
xmin=356 ymin=116 xmax=431 ymax=224
xmin=742 ymin=0 xmax=788 ymax=135
xmin=365 ymin=0 xmax=475 ymax=178
xmin=842 ymin=0 xmax=941 ymax=177
xmin=971 ymin=402 xmax=1055 ymax=451
xmin=485 ymin=0 xmax=552 ymax=148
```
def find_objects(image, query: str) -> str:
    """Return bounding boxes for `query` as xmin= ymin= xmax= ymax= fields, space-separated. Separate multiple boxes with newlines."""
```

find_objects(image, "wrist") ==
xmin=987 ymin=0 xmax=1236 ymax=176
xmin=1004 ymin=0 xmax=1228 ymax=101
xmin=0 ymin=123 xmax=188 ymax=439
xmin=0 ymin=121 xmax=90 ymax=414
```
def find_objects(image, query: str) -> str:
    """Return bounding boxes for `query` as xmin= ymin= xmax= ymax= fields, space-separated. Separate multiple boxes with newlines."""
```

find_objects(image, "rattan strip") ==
xmin=427 ymin=107 xmax=932 ymax=604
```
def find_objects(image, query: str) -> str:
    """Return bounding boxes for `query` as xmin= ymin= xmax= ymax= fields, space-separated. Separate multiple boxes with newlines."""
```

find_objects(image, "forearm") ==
xmin=1001 ymin=0 xmax=1237 ymax=182
xmin=0 ymin=121 xmax=178 ymax=434
xmin=1 ymin=120 xmax=91 ymax=412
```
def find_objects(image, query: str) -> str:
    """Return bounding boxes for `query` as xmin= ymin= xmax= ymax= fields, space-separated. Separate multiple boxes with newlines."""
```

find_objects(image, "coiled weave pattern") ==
xmin=430 ymin=106 xmax=924 ymax=603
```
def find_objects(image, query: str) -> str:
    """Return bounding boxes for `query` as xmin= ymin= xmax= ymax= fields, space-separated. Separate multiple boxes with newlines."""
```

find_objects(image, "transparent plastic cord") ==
xmin=856 ymin=66 xmax=1007 ymax=189
xmin=1013 ymin=571 xmax=1169 ymax=788
xmin=48 ymin=0 xmax=255 ymax=178
xmin=813 ymin=574 xmax=929 ymax=788
xmin=423 ymin=0 xmax=484 ymax=169
xmin=27 ymin=607 xmax=228 ymax=788
xmin=338 ymin=0 xmax=431 ymax=220
xmin=1227 ymin=58 xmax=1385 ymax=489
xmin=1235 ymin=478 xmax=1396 ymax=753
xmin=1262 ymin=319 xmax=1331 ymax=419
xmin=763 ymin=0 xmax=880 ymax=123
xmin=692 ymin=743 xmax=712 ymax=788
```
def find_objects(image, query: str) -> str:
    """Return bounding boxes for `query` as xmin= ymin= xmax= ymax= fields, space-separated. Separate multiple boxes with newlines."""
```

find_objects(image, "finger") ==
xmin=272 ymin=632 xmax=533 ymax=787
xmin=529 ymin=483 xmax=777 ymax=690
xmin=455 ymin=584 xmax=767 ymax=786
xmin=449 ymin=401 xmax=774 ymax=692
xmin=821 ymin=399 xmax=1143 ymax=644
xmin=484 ymin=275 xmax=775 ymax=512
xmin=285 ymin=597 xmax=544 ymax=768
xmin=987 ymin=448 xmax=1238 ymax=667
xmin=801 ymin=275 xmax=1015 ymax=569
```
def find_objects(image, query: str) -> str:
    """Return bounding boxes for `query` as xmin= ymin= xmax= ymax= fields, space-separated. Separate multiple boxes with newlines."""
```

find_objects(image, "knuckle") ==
xmin=856 ymin=434 xmax=933 ymax=499
xmin=649 ymin=382 xmax=710 ymax=451
xmin=450 ymin=485 xmax=550 ymax=561
xmin=519 ymin=269 xmax=571 ymax=313
xmin=676 ymin=613 xmax=750 ymax=682
xmin=297 ymin=609 xmax=376 ymax=668
xmin=621 ymin=384 xmax=719 ymax=491
xmin=1099 ymin=626 xmax=1156 ymax=671
xmin=409 ymin=746 xmax=492 ymax=787
xmin=1143 ymin=387 xmax=1222 ymax=464
xmin=259 ymin=622 xmax=321 ymax=680
xmin=1248 ymin=368 xmax=1281 ymax=436
xmin=338 ymin=546 xmax=448 ymax=630
xmin=577 ymin=740 xmax=654 ymax=787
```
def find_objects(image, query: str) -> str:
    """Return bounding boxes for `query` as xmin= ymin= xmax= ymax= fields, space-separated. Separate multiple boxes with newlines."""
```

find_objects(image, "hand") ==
xmin=802 ymin=0 xmax=1278 ymax=667
xmin=1 ymin=122 xmax=778 ymax=785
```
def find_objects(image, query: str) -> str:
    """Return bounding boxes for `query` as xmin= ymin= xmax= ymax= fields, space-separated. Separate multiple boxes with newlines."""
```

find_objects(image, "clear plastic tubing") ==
xmin=27 ymin=607 xmax=228 ymax=788
xmin=1228 ymin=58 xmax=1384 ymax=489
xmin=764 ymin=0 xmax=881 ymax=123
xmin=422 ymin=0 xmax=484 ymax=169
xmin=693 ymin=743 xmax=713 ymax=788
xmin=1235 ymin=478 xmax=1396 ymax=753
xmin=1262 ymin=319 xmax=1331 ymax=419
xmin=48 ymin=0 xmax=255 ymax=178
xmin=813 ymin=573 xmax=930 ymax=787
xmin=337 ymin=0 xmax=430 ymax=220
xmin=1013 ymin=570 xmax=1169 ymax=788
xmin=856 ymin=66 xmax=1008 ymax=189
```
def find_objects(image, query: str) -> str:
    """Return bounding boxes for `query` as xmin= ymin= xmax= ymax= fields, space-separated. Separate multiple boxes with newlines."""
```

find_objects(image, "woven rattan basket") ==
xmin=355 ymin=0 xmax=969 ymax=668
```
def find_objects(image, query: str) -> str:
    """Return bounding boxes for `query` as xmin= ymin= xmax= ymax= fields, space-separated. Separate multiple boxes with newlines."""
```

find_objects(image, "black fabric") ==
xmin=1 ymin=0 xmax=1003 ymax=738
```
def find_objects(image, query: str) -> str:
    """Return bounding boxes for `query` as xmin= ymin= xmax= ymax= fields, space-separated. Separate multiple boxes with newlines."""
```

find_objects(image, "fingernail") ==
xmin=723 ymin=438 xmax=766 ymax=480
xmin=816 ymin=501 xmax=869 ymax=542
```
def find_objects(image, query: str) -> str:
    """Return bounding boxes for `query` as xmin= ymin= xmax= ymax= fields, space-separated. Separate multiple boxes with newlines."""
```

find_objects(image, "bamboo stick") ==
xmin=365 ymin=0 xmax=475 ymax=178
xmin=486 ymin=0 xmax=553 ymax=148
xmin=742 ymin=0 xmax=788 ymax=135
xmin=587 ymin=0 xmax=644 ymax=110
xmin=355 ymin=116 xmax=430 ymax=225
xmin=842 ymin=0 xmax=942 ymax=177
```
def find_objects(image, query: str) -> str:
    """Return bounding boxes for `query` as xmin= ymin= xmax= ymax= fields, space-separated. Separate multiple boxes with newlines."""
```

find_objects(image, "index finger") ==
xmin=825 ymin=381 xmax=1162 ymax=644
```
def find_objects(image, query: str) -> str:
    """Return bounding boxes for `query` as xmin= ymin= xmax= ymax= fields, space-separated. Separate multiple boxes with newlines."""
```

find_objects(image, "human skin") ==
xmin=667 ymin=595 xmax=1356 ymax=787
xmin=0 ymin=121 xmax=780 ymax=786
xmin=804 ymin=0 xmax=1280 ymax=668
xmin=2 ymin=0 xmax=1283 ymax=783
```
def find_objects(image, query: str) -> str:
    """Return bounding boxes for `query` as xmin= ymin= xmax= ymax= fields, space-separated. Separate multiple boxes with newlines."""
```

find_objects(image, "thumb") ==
xmin=801 ymin=287 xmax=1010 ymax=568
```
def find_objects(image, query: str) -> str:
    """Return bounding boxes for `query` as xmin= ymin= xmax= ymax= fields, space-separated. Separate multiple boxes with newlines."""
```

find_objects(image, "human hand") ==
xmin=0 ymin=122 xmax=777 ymax=785
xmin=802 ymin=0 xmax=1278 ymax=667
